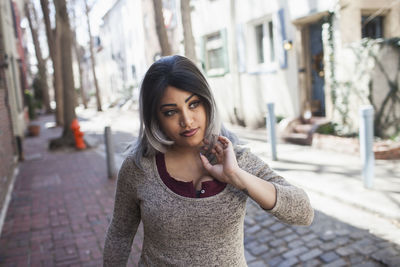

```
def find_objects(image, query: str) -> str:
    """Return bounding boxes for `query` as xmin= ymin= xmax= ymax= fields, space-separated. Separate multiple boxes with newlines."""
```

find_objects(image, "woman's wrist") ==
xmin=227 ymin=167 xmax=248 ymax=190
xmin=228 ymin=168 xmax=277 ymax=209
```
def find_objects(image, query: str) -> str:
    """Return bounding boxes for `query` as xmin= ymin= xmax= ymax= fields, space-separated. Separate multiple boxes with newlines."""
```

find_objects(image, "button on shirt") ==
xmin=156 ymin=153 xmax=227 ymax=198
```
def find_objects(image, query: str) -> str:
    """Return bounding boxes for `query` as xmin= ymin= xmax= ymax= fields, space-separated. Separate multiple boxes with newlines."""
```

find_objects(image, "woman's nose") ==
xmin=180 ymin=110 xmax=193 ymax=128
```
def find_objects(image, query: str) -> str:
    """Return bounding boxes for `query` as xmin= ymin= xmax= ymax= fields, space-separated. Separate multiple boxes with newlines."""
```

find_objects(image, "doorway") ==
xmin=308 ymin=21 xmax=325 ymax=116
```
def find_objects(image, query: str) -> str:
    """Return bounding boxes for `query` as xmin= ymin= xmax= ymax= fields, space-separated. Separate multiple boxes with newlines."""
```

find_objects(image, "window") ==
xmin=255 ymin=24 xmax=264 ymax=63
xmin=255 ymin=20 xmax=276 ymax=65
xmin=206 ymin=33 xmax=224 ymax=69
xmin=203 ymin=30 xmax=228 ymax=76
xmin=362 ymin=15 xmax=384 ymax=39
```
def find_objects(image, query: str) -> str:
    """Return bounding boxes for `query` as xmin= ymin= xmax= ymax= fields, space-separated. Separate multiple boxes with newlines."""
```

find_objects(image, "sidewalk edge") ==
xmin=0 ymin=165 xmax=19 ymax=238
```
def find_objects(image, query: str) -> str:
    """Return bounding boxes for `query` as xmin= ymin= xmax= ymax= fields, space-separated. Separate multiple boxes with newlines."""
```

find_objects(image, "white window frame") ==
xmin=361 ymin=14 xmax=384 ymax=39
xmin=247 ymin=16 xmax=278 ymax=73
xmin=204 ymin=30 xmax=228 ymax=76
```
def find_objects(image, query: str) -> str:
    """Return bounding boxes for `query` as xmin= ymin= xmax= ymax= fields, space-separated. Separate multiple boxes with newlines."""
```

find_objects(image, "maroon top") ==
xmin=156 ymin=153 xmax=227 ymax=198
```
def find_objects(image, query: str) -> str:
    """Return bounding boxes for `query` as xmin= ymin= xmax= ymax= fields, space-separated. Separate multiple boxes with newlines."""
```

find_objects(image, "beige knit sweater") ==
xmin=103 ymin=146 xmax=314 ymax=266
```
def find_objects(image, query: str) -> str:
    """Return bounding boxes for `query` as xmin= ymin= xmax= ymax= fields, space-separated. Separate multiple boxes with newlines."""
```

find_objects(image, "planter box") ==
xmin=312 ymin=133 xmax=360 ymax=155
xmin=312 ymin=133 xmax=400 ymax=160
xmin=374 ymin=141 xmax=400 ymax=160
xmin=28 ymin=123 xmax=40 ymax=137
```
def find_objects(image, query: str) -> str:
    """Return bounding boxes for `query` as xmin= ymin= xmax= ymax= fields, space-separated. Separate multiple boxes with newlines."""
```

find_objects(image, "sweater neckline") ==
xmin=155 ymin=153 xmax=227 ymax=198
xmin=150 ymin=154 xmax=230 ymax=202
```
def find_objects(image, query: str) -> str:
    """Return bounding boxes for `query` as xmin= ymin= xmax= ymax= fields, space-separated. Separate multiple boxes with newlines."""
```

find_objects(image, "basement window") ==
xmin=362 ymin=15 xmax=384 ymax=39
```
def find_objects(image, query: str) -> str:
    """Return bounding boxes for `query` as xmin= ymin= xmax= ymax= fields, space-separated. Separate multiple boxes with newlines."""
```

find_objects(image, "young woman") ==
xmin=103 ymin=55 xmax=314 ymax=266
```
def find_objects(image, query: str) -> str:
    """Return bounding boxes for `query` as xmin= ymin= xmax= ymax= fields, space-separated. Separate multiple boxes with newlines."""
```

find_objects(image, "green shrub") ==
xmin=24 ymin=90 xmax=36 ymax=120
xmin=316 ymin=122 xmax=337 ymax=135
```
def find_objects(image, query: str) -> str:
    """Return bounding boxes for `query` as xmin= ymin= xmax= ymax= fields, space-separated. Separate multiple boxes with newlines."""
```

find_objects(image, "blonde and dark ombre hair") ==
xmin=131 ymin=55 xmax=238 ymax=168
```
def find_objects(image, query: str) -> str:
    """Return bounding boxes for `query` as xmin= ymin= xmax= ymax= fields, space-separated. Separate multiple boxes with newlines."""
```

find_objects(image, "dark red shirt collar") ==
xmin=156 ymin=153 xmax=226 ymax=198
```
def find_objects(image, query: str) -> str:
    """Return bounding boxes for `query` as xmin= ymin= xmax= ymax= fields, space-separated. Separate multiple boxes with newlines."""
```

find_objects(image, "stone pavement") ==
xmin=0 ymin=114 xmax=143 ymax=266
xmin=0 ymin=107 xmax=399 ymax=266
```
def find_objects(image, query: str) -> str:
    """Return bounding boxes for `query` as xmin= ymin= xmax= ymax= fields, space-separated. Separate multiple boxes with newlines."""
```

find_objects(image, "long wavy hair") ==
xmin=130 ymin=55 xmax=238 ymax=168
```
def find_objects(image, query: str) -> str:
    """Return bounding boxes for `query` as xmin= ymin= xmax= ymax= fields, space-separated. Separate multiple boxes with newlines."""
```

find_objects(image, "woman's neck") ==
xmin=166 ymin=145 xmax=200 ymax=159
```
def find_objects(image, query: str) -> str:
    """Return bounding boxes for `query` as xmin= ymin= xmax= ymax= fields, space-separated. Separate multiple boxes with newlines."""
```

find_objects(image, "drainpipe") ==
xmin=229 ymin=0 xmax=244 ymax=126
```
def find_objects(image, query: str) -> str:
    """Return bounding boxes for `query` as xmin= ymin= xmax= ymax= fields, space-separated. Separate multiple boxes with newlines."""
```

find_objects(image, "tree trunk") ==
xmin=152 ymin=0 xmax=172 ymax=56
xmin=85 ymin=0 xmax=102 ymax=111
xmin=50 ymin=0 xmax=77 ymax=149
xmin=71 ymin=2 xmax=87 ymax=109
xmin=180 ymin=0 xmax=196 ymax=62
xmin=76 ymin=44 xmax=87 ymax=108
xmin=40 ymin=0 xmax=64 ymax=125
xmin=25 ymin=2 xmax=51 ymax=113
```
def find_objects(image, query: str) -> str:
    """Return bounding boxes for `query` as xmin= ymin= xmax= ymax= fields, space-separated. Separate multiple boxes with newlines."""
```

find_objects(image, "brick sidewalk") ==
xmin=0 ymin=115 xmax=143 ymax=266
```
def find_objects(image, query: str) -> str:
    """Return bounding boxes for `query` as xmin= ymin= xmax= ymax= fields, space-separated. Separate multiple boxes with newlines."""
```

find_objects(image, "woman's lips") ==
xmin=180 ymin=128 xmax=199 ymax=137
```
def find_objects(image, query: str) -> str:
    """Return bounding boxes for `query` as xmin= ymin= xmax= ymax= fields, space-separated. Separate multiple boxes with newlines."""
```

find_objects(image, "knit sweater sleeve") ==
xmin=235 ymin=146 xmax=314 ymax=226
xmin=103 ymin=155 xmax=141 ymax=266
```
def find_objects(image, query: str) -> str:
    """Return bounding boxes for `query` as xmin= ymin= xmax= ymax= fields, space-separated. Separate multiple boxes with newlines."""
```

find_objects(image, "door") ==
xmin=309 ymin=21 xmax=325 ymax=116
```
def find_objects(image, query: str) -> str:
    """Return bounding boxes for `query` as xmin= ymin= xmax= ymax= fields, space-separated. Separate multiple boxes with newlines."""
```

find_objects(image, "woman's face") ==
xmin=158 ymin=86 xmax=207 ymax=150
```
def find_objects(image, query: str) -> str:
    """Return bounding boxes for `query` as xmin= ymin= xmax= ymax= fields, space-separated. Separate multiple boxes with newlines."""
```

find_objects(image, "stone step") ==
xmin=293 ymin=124 xmax=314 ymax=134
xmin=283 ymin=133 xmax=312 ymax=146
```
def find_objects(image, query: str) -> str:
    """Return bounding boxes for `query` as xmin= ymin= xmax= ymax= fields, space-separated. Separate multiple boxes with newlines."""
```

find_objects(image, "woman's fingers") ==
xmin=218 ymin=136 xmax=230 ymax=148
xmin=215 ymin=143 xmax=223 ymax=153
xmin=202 ymin=136 xmax=230 ymax=161
xmin=199 ymin=153 xmax=212 ymax=170
xmin=211 ymin=141 xmax=224 ymax=163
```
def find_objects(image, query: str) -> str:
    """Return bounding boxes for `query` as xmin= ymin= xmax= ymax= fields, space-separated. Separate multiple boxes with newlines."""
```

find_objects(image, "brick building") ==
xmin=0 ymin=0 xmax=27 ymax=234
xmin=0 ymin=62 xmax=17 ymax=235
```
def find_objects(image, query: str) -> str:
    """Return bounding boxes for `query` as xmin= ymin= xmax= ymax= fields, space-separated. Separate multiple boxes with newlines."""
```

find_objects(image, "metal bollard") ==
xmin=266 ymin=103 xmax=278 ymax=161
xmin=104 ymin=126 xmax=117 ymax=179
xmin=359 ymin=106 xmax=374 ymax=188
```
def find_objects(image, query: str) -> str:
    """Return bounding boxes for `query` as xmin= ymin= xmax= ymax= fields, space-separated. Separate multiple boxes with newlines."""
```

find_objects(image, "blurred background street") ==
xmin=1 ymin=0 xmax=400 ymax=266
xmin=0 ymin=107 xmax=399 ymax=266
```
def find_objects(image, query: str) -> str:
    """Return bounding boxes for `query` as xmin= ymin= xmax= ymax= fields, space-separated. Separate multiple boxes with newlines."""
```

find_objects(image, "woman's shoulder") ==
xmin=233 ymin=144 xmax=268 ymax=170
xmin=233 ymin=145 xmax=251 ymax=158
xmin=119 ymin=153 xmax=153 ymax=179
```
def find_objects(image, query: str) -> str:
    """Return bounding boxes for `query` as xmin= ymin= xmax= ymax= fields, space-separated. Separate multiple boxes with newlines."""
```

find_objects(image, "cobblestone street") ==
xmin=0 ymin=111 xmax=399 ymax=266
xmin=244 ymin=200 xmax=400 ymax=266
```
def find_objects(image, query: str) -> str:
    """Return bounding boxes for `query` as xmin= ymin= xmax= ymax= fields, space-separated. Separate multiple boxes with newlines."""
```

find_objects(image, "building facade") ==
xmin=191 ymin=0 xmax=301 ymax=128
xmin=190 ymin=0 xmax=400 ymax=130
xmin=95 ymin=0 xmax=399 ymax=134
xmin=0 ymin=0 xmax=28 ymax=234
xmin=290 ymin=0 xmax=400 ymax=134
xmin=96 ymin=0 xmax=180 ymax=106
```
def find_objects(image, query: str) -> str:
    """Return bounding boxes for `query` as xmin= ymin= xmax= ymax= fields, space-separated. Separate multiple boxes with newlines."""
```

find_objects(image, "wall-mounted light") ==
xmin=283 ymin=40 xmax=293 ymax=51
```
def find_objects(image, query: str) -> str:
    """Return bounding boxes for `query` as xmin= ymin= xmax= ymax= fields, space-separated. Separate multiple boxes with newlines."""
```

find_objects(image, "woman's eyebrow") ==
xmin=185 ymin=94 xmax=196 ymax=103
xmin=159 ymin=94 xmax=197 ymax=110
xmin=159 ymin=103 xmax=177 ymax=110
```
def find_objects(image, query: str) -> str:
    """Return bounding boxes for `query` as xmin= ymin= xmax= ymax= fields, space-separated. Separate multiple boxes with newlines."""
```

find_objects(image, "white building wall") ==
xmin=191 ymin=0 xmax=301 ymax=127
xmin=0 ymin=0 xmax=25 ymax=137
xmin=97 ymin=0 xmax=180 ymax=106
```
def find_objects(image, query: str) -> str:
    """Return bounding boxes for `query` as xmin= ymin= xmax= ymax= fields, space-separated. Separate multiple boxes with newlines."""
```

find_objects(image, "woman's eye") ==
xmin=189 ymin=101 xmax=201 ymax=109
xmin=163 ymin=110 xmax=176 ymax=117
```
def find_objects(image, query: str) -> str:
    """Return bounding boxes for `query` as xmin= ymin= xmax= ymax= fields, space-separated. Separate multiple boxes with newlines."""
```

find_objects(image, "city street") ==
xmin=0 ymin=107 xmax=399 ymax=266
xmin=1 ymin=0 xmax=400 ymax=266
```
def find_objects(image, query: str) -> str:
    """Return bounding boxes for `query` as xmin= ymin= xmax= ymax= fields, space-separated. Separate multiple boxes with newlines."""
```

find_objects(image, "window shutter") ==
xmin=273 ymin=8 xmax=288 ymax=69
xmin=199 ymin=36 xmax=206 ymax=72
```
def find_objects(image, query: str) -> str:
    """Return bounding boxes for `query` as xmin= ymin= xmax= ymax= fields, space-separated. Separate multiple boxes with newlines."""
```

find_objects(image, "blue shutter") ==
xmin=199 ymin=36 xmax=206 ymax=72
xmin=273 ymin=8 xmax=288 ymax=69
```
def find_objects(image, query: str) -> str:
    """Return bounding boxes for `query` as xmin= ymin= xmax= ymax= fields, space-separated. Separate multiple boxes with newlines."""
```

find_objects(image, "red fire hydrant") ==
xmin=70 ymin=119 xmax=86 ymax=150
